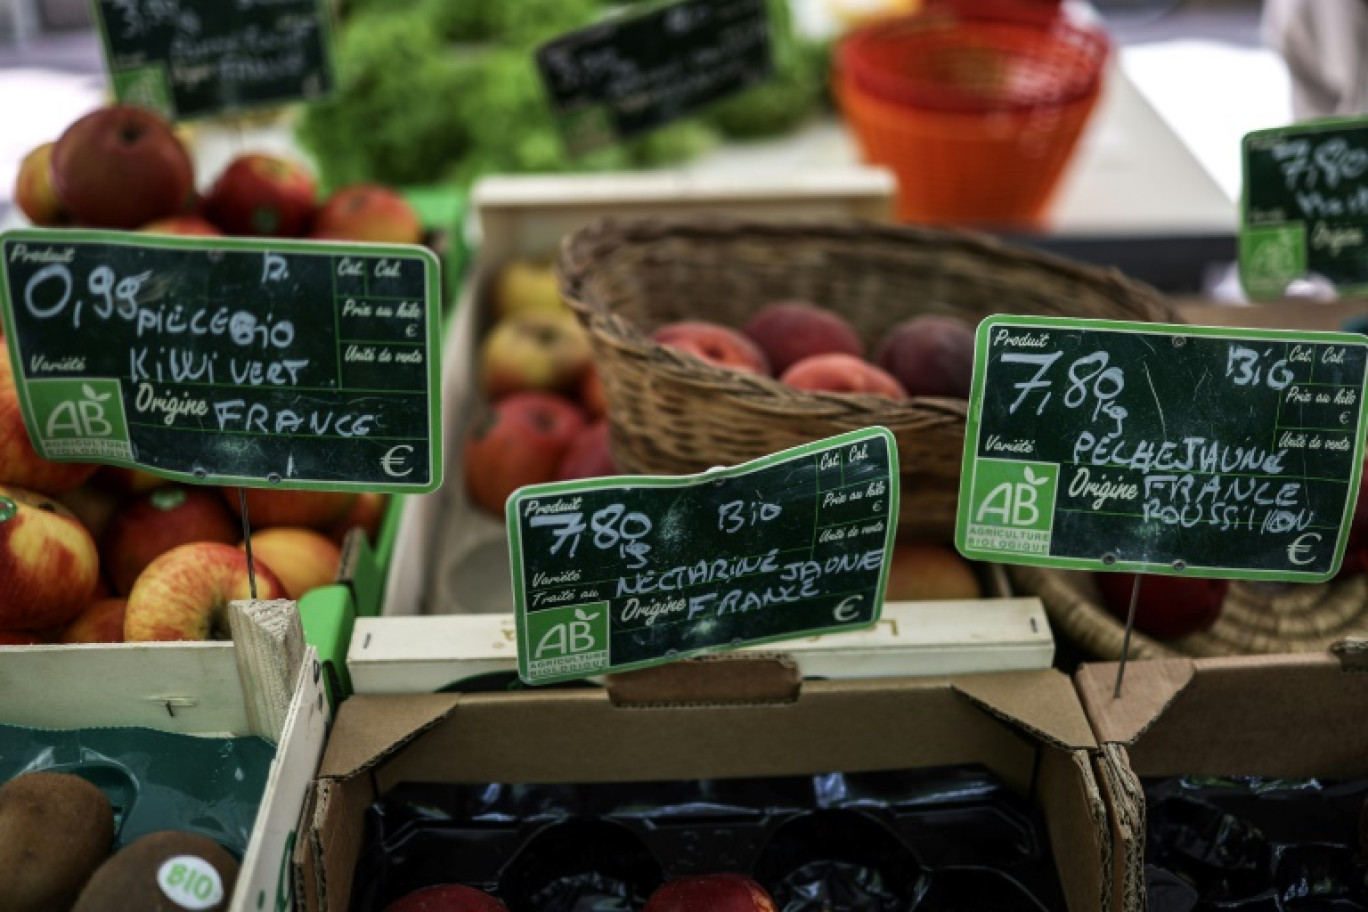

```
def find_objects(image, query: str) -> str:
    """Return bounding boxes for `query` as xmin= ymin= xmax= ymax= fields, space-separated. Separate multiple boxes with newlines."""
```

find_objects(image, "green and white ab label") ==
xmin=25 ymin=378 xmax=132 ymax=461
xmin=965 ymin=459 xmax=1058 ymax=555
xmin=526 ymin=602 xmax=609 ymax=678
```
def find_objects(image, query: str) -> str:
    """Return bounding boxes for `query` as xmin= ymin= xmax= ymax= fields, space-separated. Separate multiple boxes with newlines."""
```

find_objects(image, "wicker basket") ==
xmin=557 ymin=217 xmax=1182 ymax=539
xmin=1010 ymin=565 xmax=1368 ymax=660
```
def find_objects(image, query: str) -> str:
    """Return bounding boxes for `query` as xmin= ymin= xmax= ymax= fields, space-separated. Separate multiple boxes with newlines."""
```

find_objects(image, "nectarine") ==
xmin=653 ymin=321 xmax=771 ymax=376
xmin=743 ymin=301 xmax=863 ymax=375
xmin=874 ymin=315 xmax=975 ymax=399
xmin=555 ymin=419 xmax=619 ymax=481
xmin=780 ymin=353 xmax=906 ymax=399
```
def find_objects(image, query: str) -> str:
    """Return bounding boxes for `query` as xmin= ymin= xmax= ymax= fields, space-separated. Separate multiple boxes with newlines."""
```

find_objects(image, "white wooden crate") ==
xmin=0 ymin=600 xmax=329 ymax=912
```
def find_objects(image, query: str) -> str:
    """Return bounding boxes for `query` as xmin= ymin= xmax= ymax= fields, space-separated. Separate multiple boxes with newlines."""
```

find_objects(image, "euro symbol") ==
xmin=833 ymin=594 xmax=862 ymax=622
xmin=381 ymin=444 xmax=414 ymax=478
xmin=1287 ymin=531 xmax=1321 ymax=566
xmin=1341 ymin=411 xmax=1351 ymax=425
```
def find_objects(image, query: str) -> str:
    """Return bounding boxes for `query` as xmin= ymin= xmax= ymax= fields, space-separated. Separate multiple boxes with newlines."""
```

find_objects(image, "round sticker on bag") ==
xmin=157 ymin=855 xmax=225 ymax=910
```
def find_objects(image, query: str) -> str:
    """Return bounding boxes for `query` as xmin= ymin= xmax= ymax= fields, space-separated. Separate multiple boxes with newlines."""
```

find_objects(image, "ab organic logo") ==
xmin=26 ymin=378 xmax=133 ymax=461
xmin=525 ymin=602 xmax=609 ymax=679
xmin=965 ymin=459 xmax=1058 ymax=555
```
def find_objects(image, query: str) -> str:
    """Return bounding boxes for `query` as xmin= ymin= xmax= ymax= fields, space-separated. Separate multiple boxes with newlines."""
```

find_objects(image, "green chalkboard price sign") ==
xmin=0 ymin=228 xmax=441 ymax=494
xmin=536 ymin=0 xmax=772 ymax=155
xmin=92 ymin=0 xmax=336 ymax=121
xmin=1241 ymin=119 xmax=1368 ymax=299
xmin=508 ymin=427 xmax=898 ymax=685
xmin=957 ymin=316 xmax=1368 ymax=582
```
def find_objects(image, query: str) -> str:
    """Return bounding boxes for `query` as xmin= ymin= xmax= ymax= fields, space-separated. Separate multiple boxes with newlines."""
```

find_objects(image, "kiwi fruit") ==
xmin=0 ymin=770 xmax=115 ymax=911
xmin=73 ymin=829 xmax=239 ymax=912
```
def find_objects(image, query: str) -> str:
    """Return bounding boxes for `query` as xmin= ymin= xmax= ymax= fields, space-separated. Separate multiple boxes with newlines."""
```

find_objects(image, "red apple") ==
xmin=0 ymin=347 xmax=99 ymax=494
xmin=309 ymin=184 xmax=423 ymax=245
xmin=13 ymin=141 xmax=68 ymax=226
xmin=102 ymin=485 xmax=240 ymax=595
xmin=93 ymin=465 xmax=172 ymax=498
xmin=579 ymin=363 xmax=609 ymax=417
xmin=241 ymin=527 xmax=341 ymax=600
xmin=1095 ymin=572 xmax=1228 ymax=639
xmin=884 ymin=541 xmax=982 ymax=601
xmin=203 ymin=152 xmax=317 ymax=237
xmin=323 ymin=490 xmax=389 ymax=547
xmin=138 ymin=214 xmax=222 ymax=235
xmin=554 ymin=419 xmax=619 ymax=481
xmin=479 ymin=309 xmax=593 ymax=400
xmin=463 ymin=392 xmax=587 ymax=516
xmin=653 ymin=321 xmax=771 ymax=376
xmin=780 ymin=352 xmax=907 ymax=398
xmin=124 ymin=541 xmax=288 ymax=642
xmin=874 ymin=315 xmax=976 ymax=399
xmin=223 ymin=487 xmax=357 ymax=530
xmin=0 ymin=484 xmax=100 ymax=631
xmin=60 ymin=597 xmax=127 ymax=644
xmin=743 ymin=301 xmax=864 ymax=376
xmin=54 ymin=479 xmax=122 ymax=542
xmin=644 ymin=873 xmax=778 ymax=912
xmin=383 ymin=884 xmax=510 ymax=912
xmin=50 ymin=104 xmax=194 ymax=229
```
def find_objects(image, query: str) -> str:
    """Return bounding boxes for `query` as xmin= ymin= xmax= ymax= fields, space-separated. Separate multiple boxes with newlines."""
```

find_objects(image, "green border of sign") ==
xmin=1239 ymin=117 xmax=1368 ymax=300
xmin=955 ymin=314 xmax=1368 ymax=583
xmin=90 ymin=0 xmax=339 ymax=122
xmin=507 ymin=426 xmax=900 ymax=685
xmin=0 ymin=228 xmax=443 ymax=495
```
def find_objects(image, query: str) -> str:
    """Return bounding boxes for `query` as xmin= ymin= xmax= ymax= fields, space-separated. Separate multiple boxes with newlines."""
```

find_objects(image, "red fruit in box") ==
xmin=50 ymin=104 xmax=194 ymax=229
xmin=1095 ymin=572 xmax=1228 ymax=639
xmin=310 ymin=184 xmax=423 ymax=245
xmin=139 ymin=214 xmax=222 ymax=236
xmin=204 ymin=152 xmax=316 ymax=237
xmin=102 ymin=486 xmax=240 ymax=595
xmin=644 ymin=873 xmax=778 ymax=912
xmin=224 ymin=487 xmax=357 ymax=530
xmin=653 ymin=321 xmax=771 ymax=376
xmin=463 ymin=392 xmax=586 ymax=516
xmin=0 ymin=484 xmax=100 ymax=631
xmin=555 ymin=419 xmax=619 ymax=481
xmin=13 ymin=141 xmax=67 ymax=226
xmin=742 ymin=301 xmax=864 ymax=376
xmin=383 ymin=884 xmax=510 ymax=912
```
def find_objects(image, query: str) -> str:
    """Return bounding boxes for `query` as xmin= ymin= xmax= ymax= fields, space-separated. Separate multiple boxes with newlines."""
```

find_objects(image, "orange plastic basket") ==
xmin=835 ymin=1 xmax=1110 ymax=226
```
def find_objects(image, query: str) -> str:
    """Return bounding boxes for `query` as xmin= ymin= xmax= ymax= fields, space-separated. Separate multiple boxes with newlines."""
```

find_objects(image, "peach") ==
xmin=0 ymin=347 xmax=99 ymax=494
xmin=0 ymin=484 xmax=100 ymax=631
xmin=653 ymin=321 xmax=771 ymax=375
xmin=480 ymin=309 xmax=593 ymax=400
xmin=102 ymin=485 xmax=240 ymax=595
xmin=124 ymin=541 xmax=288 ymax=642
xmin=779 ymin=352 xmax=907 ymax=398
xmin=874 ymin=315 xmax=976 ymax=399
xmin=60 ymin=597 xmax=127 ymax=644
xmin=884 ymin=541 xmax=982 ymax=601
xmin=224 ymin=487 xmax=357 ymax=530
xmin=309 ymin=184 xmax=422 ymax=245
xmin=464 ymin=392 xmax=587 ymax=516
xmin=555 ymin=419 xmax=619 ymax=481
xmin=242 ymin=527 xmax=341 ymax=600
xmin=742 ymin=301 xmax=864 ymax=375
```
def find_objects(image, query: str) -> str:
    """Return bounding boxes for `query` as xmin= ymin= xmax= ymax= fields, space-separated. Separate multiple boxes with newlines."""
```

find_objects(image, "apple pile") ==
xmin=650 ymin=302 xmax=976 ymax=401
xmin=462 ymin=259 xmax=617 ymax=517
xmin=14 ymin=103 xmax=422 ymax=244
xmin=0 ymin=345 xmax=385 ymax=646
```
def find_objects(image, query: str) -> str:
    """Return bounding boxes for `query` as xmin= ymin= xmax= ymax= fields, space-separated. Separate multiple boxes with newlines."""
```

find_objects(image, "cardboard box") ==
xmin=299 ymin=666 xmax=1111 ymax=911
xmin=1074 ymin=650 xmax=1368 ymax=912
xmin=0 ymin=601 xmax=330 ymax=911
xmin=362 ymin=171 xmax=1058 ymax=686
